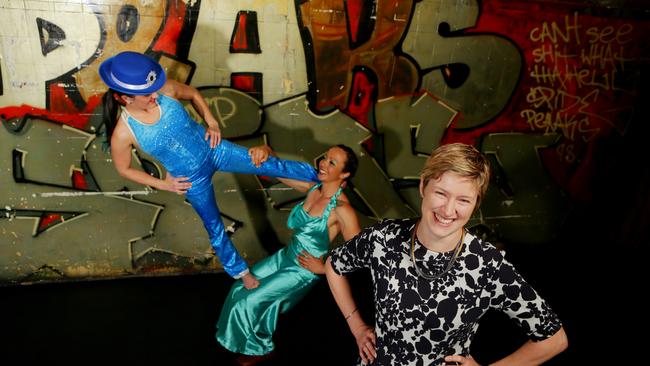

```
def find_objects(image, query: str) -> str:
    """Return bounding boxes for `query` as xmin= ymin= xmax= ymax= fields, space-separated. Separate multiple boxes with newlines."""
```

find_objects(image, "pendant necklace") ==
xmin=410 ymin=220 xmax=465 ymax=280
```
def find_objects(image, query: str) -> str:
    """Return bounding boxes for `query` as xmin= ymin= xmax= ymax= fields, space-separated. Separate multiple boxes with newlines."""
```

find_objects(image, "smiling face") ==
xmin=418 ymin=171 xmax=479 ymax=249
xmin=317 ymin=147 xmax=350 ymax=183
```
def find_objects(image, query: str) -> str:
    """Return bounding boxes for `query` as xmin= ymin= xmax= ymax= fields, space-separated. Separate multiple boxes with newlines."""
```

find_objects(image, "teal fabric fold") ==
xmin=216 ymin=184 xmax=342 ymax=355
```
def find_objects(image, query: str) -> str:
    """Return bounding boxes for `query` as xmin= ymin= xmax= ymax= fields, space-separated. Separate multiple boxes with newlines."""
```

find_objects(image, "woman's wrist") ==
xmin=204 ymin=116 xmax=219 ymax=129
xmin=347 ymin=313 xmax=367 ymax=335
xmin=349 ymin=316 xmax=369 ymax=338
xmin=156 ymin=178 xmax=169 ymax=191
xmin=262 ymin=145 xmax=276 ymax=156
xmin=344 ymin=307 xmax=358 ymax=320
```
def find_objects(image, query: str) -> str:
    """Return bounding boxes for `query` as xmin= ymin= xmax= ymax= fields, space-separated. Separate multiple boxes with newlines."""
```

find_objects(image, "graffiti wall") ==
xmin=1 ymin=0 xmax=648 ymax=284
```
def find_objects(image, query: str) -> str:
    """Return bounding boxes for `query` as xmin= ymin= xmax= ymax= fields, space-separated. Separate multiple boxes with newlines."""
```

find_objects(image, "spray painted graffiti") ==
xmin=1 ymin=0 xmax=648 ymax=283
xmin=296 ymin=0 xmax=419 ymax=113
xmin=523 ymin=13 xmax=636 ymax=142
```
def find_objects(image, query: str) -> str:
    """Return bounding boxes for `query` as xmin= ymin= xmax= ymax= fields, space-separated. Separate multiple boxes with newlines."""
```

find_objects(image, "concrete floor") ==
xmin=0 ymin=267 xmax=574 ymax=366
xmin=0 ymin=238 xmax=640 ymax=366
xmin=1 ymin=271 xmax=366 ymax=366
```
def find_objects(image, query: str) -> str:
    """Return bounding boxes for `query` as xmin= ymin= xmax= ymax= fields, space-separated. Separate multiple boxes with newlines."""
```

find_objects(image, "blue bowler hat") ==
xmin=99 ymin=51 xmax=166 ymax=95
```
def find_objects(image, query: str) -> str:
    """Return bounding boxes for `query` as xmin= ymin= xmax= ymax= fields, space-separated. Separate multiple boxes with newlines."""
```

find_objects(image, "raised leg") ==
xmin=213 ymin=140 xmax=318 ymax=182
xmin=185 ymin=184 xmax=249 ymax=278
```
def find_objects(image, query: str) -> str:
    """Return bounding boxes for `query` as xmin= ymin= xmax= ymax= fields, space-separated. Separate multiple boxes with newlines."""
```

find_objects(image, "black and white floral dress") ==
xmin=329 ymin=218 xmax=562 ymax=366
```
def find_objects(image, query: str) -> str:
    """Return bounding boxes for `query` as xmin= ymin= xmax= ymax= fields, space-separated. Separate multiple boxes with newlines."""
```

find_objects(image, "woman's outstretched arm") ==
xmin=248 ymin=144 xmax=316 ymax=192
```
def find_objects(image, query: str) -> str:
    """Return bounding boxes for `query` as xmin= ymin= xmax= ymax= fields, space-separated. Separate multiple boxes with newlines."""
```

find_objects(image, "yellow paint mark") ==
xmin=283 ymin=78 xmax=294 ymax=95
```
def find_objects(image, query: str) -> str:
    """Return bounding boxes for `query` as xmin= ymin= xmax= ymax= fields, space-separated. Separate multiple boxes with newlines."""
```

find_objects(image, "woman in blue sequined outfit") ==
xmin=99 ymin=51 xmax=318 ymax=289
xmin=218 ymin=144 xmax=361 ymax=366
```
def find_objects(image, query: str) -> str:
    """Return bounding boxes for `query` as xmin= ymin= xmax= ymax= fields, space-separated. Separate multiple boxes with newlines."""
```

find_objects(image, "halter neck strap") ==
xmin=322 ymin=185 xmax=344 ymax=217
xmin=306 ymin=183 xmax=344 ymax=217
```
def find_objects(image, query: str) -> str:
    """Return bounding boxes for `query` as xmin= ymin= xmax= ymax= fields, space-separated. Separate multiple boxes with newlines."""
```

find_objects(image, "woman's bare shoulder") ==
xmin=111 ymin=117 xmax=134 ymax=144
xmin=334 ymin=194 xmax=355 ymax=216
xmin=336 ymin=191 xmax=351 ymax=205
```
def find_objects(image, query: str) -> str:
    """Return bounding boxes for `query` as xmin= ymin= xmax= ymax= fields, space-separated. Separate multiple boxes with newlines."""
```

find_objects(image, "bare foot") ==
xmin=242 ymin=273 xmax=260 ymax=289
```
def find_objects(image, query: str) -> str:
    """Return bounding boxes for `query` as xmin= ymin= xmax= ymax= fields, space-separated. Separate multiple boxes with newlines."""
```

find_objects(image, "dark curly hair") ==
xmin=100 ymin=88 xmax=133 ymax=146
xmin=335 ymin=144 xmax=359 ymax=181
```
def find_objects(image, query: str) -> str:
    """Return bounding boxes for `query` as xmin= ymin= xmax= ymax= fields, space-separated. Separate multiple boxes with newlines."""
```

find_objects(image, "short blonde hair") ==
xmin=421 ymin=143 xmax=491 ymax=205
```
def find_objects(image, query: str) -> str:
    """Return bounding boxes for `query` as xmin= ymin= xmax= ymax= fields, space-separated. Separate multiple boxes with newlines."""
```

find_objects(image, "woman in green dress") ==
xmin=216 ymin=145 xmax=361 ymax=365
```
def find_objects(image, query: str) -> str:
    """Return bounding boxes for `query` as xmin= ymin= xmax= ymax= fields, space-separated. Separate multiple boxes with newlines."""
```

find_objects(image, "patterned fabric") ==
xmin=216 ymin=184 xmax=343 ymax=355
xmin=329 ymin=218 xmax=562 ymax=366
xmin=122 ymin=94 xmax=209 ymax=178
xmin=120 ymin=94 xmax=319 ymax=277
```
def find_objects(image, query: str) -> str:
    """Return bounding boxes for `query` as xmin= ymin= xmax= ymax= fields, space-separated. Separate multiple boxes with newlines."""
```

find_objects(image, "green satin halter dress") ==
xmin=216 ymin=183 xmax=342 ymax=355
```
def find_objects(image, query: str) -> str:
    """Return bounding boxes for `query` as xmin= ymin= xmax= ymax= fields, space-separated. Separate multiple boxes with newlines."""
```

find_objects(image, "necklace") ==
xmin=410 ymin=220 xmax=465 ymax=280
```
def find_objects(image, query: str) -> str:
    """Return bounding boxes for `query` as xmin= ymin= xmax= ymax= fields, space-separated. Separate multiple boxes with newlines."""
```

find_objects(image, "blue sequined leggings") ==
xmin=184 ymin=140 xmax=317 ymax=278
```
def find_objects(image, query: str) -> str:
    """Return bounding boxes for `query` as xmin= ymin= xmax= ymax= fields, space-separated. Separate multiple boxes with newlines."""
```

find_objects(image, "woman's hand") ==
xmin=352 ymin=324 xmax=377 ymax=364
xmin=297 ymin=251 xmax=325 ymax=274
xmin=164 ymin=80 xmax=221 ymax=148
xmin=443 ymin=354 xmax=480 ymax=366
xmin=204 ymin=124 xmax=221 ymax=148
xmin=248 ymin=145 xmax=273 ymax=167
xmin=162 ymin=173 xmax=192 ymax=194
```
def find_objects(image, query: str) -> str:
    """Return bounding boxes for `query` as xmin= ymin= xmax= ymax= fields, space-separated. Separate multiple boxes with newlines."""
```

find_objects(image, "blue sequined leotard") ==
xmin=216 ymin=183 xmax=343 ymax=355
xmin=121 ymin=94 xmax=318 ymax=278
